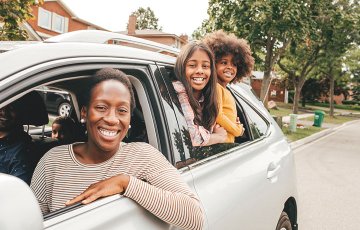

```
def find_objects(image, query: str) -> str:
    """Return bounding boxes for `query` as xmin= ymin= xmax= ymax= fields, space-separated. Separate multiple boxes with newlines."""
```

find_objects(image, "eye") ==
xmin=203 ymin=64 xmax=210 ymax=69
xmin=117 ymin=107 xmax=129 ymax=113
xmin=95 ymin=105 xmax=107 ymax=112
xmin=187 ymin=61 xmax=197 ymax=68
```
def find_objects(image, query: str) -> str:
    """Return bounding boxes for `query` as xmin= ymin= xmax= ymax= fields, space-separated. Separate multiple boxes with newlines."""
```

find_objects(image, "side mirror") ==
xmin=0 ymin=174 xmax=43 ymax=230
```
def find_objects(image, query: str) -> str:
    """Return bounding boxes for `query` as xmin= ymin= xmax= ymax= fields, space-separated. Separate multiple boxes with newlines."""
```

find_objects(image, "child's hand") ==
xmin=208 ymin=124 xmax=227 ymax=145
xmin=213 ymin=125 xmax=227 ymax=140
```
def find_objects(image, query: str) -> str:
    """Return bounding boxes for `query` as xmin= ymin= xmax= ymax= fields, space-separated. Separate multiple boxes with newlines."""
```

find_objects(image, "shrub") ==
xmin=342 ymin=100 xmax=360 ymax=105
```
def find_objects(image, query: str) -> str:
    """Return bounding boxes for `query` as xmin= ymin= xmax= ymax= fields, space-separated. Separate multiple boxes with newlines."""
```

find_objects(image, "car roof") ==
xmin=0 ymin=37 xmax=176 ymax=80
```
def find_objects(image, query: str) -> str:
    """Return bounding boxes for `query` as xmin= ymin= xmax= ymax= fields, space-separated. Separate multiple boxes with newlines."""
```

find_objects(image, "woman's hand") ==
xmin=65 ymin=174 xmax=130 ymax=206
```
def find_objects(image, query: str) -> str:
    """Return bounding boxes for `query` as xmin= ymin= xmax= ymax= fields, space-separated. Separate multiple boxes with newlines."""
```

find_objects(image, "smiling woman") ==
xmin=30 ymin=68 xmax=204 ymax=229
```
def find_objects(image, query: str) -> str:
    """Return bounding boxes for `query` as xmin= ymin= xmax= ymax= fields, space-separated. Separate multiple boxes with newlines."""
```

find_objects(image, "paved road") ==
xmin=294 ymin=120 xmax=360 ymax=230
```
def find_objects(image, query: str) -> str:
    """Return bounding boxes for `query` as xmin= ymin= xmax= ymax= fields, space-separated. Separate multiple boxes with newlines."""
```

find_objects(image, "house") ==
xmin=25 ymin=0 xmax=106 ymax=40
xmin=243 ymin=71 xmax=288 ymax=103
xmin=117 ymin=15 xmax=188 ymax=49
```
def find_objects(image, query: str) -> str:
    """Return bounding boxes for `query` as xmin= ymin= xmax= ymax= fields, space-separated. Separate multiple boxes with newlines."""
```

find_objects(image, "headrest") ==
xmin=12 ymin=91 xmax=49 ymax=126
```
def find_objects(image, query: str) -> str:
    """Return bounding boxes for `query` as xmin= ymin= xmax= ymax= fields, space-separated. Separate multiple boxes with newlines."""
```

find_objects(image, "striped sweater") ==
xmin=30 ymin=142 xmax=204 ymax=229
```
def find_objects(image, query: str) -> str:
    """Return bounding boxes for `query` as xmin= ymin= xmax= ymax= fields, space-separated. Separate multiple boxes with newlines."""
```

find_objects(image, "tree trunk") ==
xmin=301 ymin=96 xmax=306 ymax=107
xmin=260 ymin=70 xmax=272 ymax=107
xmin=293 ymin=85 xmax=301 ymax=114
xmin=329 ymin=74 xmax=335 ymax=117
xmin=260 ymin=36 xmax=275 ymax=107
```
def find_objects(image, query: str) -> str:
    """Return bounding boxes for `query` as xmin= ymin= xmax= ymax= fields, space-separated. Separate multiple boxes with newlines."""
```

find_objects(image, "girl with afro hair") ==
xmin=203 ymin=30 xmax=255 ymax=143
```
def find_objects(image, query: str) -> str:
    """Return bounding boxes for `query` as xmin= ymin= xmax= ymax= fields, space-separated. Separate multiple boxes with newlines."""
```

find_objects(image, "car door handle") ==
xmin=267 ymin=162 xmax=281 ymax=181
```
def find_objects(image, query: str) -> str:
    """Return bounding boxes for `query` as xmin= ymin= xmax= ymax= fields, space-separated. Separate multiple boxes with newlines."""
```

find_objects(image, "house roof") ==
xmin=44 ymin=0 xmax=107 ymax=30
xmin=20 ymin=22 xmax=43 ymax=41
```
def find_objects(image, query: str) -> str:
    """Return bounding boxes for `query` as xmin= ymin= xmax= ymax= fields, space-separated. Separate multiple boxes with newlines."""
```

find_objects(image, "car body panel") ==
xmin=0 ymin=174 xmax=43 ymax=230
xmin=188 ymin=93 xmax=296 ymax=229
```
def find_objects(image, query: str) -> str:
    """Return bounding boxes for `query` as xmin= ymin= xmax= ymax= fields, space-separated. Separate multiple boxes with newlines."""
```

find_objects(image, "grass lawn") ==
xmin=299 ymin=114 xmax=358 ymax=124
xmin=282 ymin=125 xmax=324 ymax=142
xmin=273 ymin=102 xmax=360 ymax=142
xmin=269 ymin=102 xmax=306 ymax=117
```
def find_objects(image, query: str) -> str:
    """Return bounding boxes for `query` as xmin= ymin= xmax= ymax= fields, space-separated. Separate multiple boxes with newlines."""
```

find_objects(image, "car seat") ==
xmin=13 ymin=91 xmax=59 ymax=168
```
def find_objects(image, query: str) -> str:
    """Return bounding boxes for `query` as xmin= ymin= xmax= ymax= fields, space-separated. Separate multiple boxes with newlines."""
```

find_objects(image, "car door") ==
xmin=183 ymin=92 xmax=292 ymax=229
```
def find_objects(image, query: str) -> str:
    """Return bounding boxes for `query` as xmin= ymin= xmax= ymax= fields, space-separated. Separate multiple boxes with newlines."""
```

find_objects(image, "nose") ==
xmin=226 ymin=62 xmax=236 ymax=69
xmin=52 ymin=132 xmax=58 ymax=139
xmin=196 ymin=65 xmax=204 ymax=74
xmin=103 ymin=108 xmax=119 ymax=125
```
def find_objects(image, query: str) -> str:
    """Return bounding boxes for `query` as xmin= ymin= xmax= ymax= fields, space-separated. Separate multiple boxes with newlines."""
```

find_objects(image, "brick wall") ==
xmin=251 ymin=79 xmax=285 ymax=102
xmin=28 ymin=1 xmax=89 ymax=37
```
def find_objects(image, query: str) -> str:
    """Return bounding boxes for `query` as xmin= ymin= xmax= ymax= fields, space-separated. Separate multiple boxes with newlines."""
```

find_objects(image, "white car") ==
xmin=0 ymin=30 xmax=298 ymax=230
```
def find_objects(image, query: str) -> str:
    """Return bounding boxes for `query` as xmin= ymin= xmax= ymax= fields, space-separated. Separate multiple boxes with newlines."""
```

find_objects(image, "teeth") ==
xmin=224 ymin=72 xmax=233 ymax=77
xmin=192 ymin=77 xmax=204 ymax=82
xmin=99 ymin=128 xmax=117 ymax=137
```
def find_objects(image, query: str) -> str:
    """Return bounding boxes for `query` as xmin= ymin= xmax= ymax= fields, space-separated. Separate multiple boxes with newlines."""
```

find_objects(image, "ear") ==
xmin=80 ymin=106 xmax=87 ymax=120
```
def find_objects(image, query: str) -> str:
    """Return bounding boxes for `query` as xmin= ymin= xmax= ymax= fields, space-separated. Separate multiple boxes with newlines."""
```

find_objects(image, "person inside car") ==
xmin=30 ymin=68 xmax=204 ymax=229
xmin=0 ymin=102 xmax=33 ymax=185
xmin=51 ymin=116 xmax=76 ymax=144
xmin=203 ymin=30 xmax=254 ymax=143
xmin=172 ymin=41 xmax=227 ymax=146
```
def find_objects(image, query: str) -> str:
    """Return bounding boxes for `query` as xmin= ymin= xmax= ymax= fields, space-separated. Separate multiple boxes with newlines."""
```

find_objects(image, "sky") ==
xmin=62 ymin=0 xmax=209 ymax=36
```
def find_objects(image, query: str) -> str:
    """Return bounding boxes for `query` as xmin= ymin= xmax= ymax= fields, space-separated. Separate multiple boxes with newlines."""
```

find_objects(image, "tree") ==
xmin=278 ymin=42 xmax=321 ymax=113
xmin=314 ymin=0 xmax=359 ymax=117
xmin=301 ymin=76 xmax=350 ymax=106
xmin=277 ymin=0 xmax=359 ymax=115
xmin=0 ymin=0 xmax=40 ymax=41
xmin=130 ymin=7 xmax=162 ymax=31
xmin=277 ymin=0 xmax=329 ymax=114
xmin=301 ymin=78 xmax=326 ymax=106
xmin=344 ymin=46 xmax=360 ymax=101
xmin=194 ymin=0 xmax=312 ymax=104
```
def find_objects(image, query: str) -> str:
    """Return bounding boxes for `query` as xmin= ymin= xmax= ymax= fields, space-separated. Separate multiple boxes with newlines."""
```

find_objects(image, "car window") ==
xmin=35 ymin=86 xmax=73 ymax=117
xmin=157 ymin=65 xmax=194 ymax=168
xmin=233 ymin=94 xmax=269 ymax=140
xmin=1 ymin=63 xmax=171 ymax=215
xmin=161 ymin=67 xmax=254 ymax=169
xmin=23 ymin=65 xmax=164 ymax=219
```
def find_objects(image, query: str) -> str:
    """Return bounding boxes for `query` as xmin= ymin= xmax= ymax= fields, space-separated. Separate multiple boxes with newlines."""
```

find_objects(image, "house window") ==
xmin=271 ymin=90 xmax=277 ymax=97
xmin=38 ymin=8 xmax=68 ymax=33
xmin=38 ymin=7 xmax=51 ymax=30
xmin=52 ymin=13 xmax=67 ymax=33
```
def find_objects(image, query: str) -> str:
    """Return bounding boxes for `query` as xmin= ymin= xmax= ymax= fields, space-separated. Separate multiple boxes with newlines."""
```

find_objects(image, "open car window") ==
xmin=159 ymin=66 xmax=271 ymax=169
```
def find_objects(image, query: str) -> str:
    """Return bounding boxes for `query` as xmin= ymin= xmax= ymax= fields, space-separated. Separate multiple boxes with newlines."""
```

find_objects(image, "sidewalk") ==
xmin=289 ymin=120 xmax=360 ymax=149
xmin=284 ymin=115 xmax=360 ymax=150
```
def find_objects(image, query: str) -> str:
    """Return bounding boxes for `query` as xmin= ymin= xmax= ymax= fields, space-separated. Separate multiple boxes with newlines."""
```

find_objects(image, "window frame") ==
xmin=51 ymin=13 xmax=66 ymax=33
xmin=38 ymin=7 xmax=52 ymax=30
xmin=231 ymin=88 xmax=270 ymax=141
xmin=4 ymin=61 xmax=162 ymax=221
xmin=163 ymin=74 xmax=271 ymax=168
